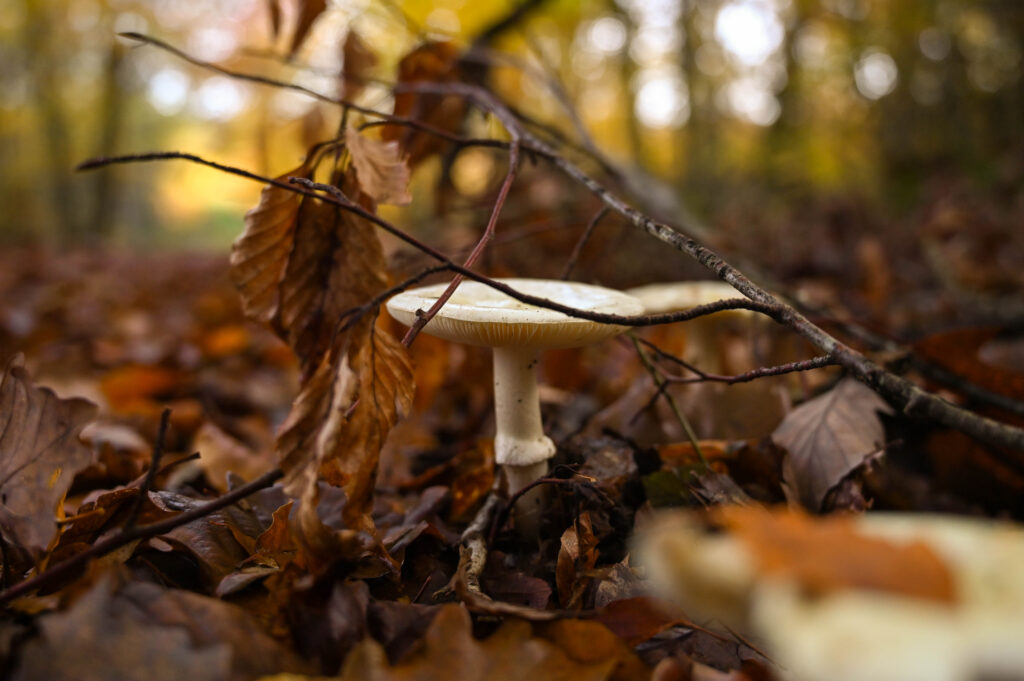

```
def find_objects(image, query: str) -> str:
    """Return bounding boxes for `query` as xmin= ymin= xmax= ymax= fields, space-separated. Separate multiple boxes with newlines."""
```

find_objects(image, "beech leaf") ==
xmin=232 ymin=161 xmax=414 ymax=537
xmin=230 ymin=162 xmax=311 ymax=329
xmin=0 ymin=356 xmax=97 ymax=554
xmin=772 ymin=377 xmax=892 ymax=510
xmin=345 ymin=127 xmax=412 ymax=206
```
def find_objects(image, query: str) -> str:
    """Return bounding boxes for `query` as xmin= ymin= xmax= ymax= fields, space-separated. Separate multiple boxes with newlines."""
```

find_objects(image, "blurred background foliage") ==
xmin=0 ymin=0 xmax=1022 ymax=257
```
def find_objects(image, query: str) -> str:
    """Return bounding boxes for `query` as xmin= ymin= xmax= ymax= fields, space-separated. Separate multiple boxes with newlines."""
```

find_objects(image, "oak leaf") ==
xmin=346 ymin=127 xmax=412 ymax=206
xmin=772 ymin=378 xmax=892 ymax=510
xmin=0 ymin=357 xmax=97 ymax=554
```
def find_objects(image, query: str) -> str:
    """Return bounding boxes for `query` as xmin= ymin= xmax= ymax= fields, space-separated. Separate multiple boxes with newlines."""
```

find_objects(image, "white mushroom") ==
xmin=386 ymin=278 xmax=642 ymax=526
xmin=625 ymin=281 xmax=761 ymax=375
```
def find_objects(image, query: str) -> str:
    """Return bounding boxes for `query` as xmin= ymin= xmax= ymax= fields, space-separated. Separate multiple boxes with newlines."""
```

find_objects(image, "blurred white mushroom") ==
xmin=637 ymin=511 xmax=1024 ymax=681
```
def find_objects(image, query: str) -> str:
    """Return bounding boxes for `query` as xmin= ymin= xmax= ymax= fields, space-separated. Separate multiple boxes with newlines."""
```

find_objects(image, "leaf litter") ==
xmin=3 ymin=27 xmax=1024 ymax=681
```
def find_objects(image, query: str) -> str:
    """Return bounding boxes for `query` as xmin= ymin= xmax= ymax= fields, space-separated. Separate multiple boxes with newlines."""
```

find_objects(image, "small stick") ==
xmin=559 ymin=207 xmax=608 ymax=280
xmin=123 ymin=408 xmax=171 ymax=531
xmin=401 ymin=139 xmax=522 ymax=347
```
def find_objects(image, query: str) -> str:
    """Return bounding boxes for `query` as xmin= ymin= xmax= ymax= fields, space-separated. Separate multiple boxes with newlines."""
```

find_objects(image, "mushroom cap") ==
xmin=626 ymin=281 xmax=752 ymax=315
xmin=386 ymin=278 xmax=643 ymax=350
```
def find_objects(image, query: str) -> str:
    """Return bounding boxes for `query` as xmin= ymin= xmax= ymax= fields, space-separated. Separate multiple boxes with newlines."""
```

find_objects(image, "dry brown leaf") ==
xmin=289 ymin=0 xmax=327 ymax=57
xmin=715 ymin=506 xmax=956 ymax=603
xmin=339 ymin=603 xmax=618 ymax=681
xmin=772 ymin=378 xmax=892 ymax=510
xmin=592 ymin=596 xmax=683 ymax=647
xmin=0 ymin=356 xmax=97 ymax=554
xmin=556 ymin=511 xmax=599 ymax=608
xmin=346 ymin=127 xmax=412 ymax=206
xmin=11 ymin=576 xmax=231 ymax=681
xmin=341 ymin=30 xmax=376 ymax=99
xmin=230 ymin=162 xmax=311 ymax=331
xmin=231 ymin=161 xmax=414 ymax=536
xmin=277 ymin=324 xmax=412 ymax=538
xmin=384 ymin=41 xmax=466 ymax=167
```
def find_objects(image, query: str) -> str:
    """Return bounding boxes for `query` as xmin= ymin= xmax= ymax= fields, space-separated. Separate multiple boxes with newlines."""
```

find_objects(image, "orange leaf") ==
xmin=100 ymin=365 xmax=184 ymax=413
xmin=715 ymin=506 xmax=956 ymax=603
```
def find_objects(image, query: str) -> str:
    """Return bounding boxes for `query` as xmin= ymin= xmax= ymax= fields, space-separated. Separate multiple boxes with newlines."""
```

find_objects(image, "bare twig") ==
xmin=401 ymin=138 xmax=522 ymax=346
xmin=629 ymin=334 xmax=706 ymax=466
xmin=559 ymin=207 xmax=608 ymax=280
xmin=0 ymin=468 xmax=283 ymax=606
xmin=334 ymin=264 xmax=453 ymax=337
xmin=636 ymin=338 xmax=839 ymax=385
xmin=123 ymin=408 xmax=171 ymax=531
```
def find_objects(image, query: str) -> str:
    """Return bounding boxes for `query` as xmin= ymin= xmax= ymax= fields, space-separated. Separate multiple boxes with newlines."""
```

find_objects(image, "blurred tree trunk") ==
xmin=90 ymin=40 xmax=125 ymax=242
xmin=25 ymin=0 xmax=79 ymax=242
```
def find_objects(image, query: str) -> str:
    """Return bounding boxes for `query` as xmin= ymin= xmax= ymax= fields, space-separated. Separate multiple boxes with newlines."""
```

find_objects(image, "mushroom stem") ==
xmin=492 ymin=346 xmax=555 ymax=527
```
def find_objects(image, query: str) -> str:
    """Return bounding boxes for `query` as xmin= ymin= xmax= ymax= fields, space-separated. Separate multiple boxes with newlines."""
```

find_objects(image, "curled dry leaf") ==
xmin=231 ymin=161 xmax=413 ymax=539
xmin=772 ymin=377 xmax=892 ymax=510
xmin=557 ymin=511 xmax=599 ymax=608
xmin=0 ymin=356 xmax=97 ymax=554
xmin=346 ymin=127 xmax=412 ymax=206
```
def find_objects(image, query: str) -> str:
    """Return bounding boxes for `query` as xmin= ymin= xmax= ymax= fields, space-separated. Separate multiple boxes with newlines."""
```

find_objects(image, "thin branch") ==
xmin=636 ymin=338 xmax=838 ymax=385
xmin=118 ymin=32 xmax=488 ymax=149
xmin=401 ymin=139 xmax=522 ymax=346
xmin=0 ymin=468 xmax=283 ymax=606
xmin=123 ymin=407 xmax=171 ymax=531
xmin=334 ymin=264 xmax=453 ymax=337
xmin=560 ymin=207 xmax=608 ymax=280
xmin=629 ymin=334 xmax=706 ymax=466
